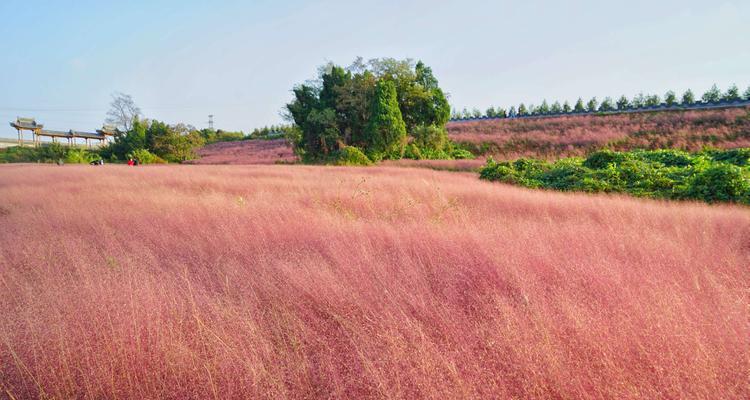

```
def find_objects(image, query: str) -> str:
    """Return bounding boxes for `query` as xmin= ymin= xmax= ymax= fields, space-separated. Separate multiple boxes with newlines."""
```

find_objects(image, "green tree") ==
xmin=562 ymin=101 xmax=571 ymax=113
xmin=645 ymin=94 xmax=661 ymax=107
xmin=723 ymin=84 xmax=741 ymax=101
xmin=702 ymin=84 xmax=721 ymax=103
xmin=599 ymin=97 xmax=614 ymax=112
xmin=586 ymin=97 xmax=598 ymax=112
xmin=616 ymin=95 xmax=630 ymax=110
xmin=682 ymin=89 xmax=695 ymax=105
xmin=744 ymin=86 xmax=750 ymax=100
xmin=486 ymin=106 xmax=497 ymax=118
xmin=664 ymin=90 xmax=677 ymax=106
xmin=538 ymin=100 xmax=550 ymax=114
xmin=551 ymin=101 xmax=562 ymax=114
xmin=496 ymin=108 xmax=507 ymax=118
xmin=508 ymin=106 xmax=517 ymax=117
xmin=573 ymin=98 xmax=585 ymax=112
xmin=631 ymin=93 xmax=645 ymax=108
xmin=518 ymin=103 xmax=528 ymax=116
xmin=364 ymin=80 xmax=407 ymax=159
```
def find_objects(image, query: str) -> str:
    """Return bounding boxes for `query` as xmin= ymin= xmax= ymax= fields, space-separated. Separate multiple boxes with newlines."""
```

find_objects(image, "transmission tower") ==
xmin=208 ymin=114 xmax=214 ymax=130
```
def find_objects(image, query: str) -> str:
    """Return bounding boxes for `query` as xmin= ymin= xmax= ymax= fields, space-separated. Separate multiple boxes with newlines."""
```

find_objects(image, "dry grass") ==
xmin=449 ymin=107 xmax=750 ymax=160
xmin=0 ymin=164 xmax=748 ymax=399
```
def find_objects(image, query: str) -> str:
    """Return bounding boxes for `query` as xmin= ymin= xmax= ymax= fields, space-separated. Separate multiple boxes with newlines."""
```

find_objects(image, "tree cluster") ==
xmin=101 ymin=118 xmax=205 ymax=163
xmin=456 ymin=83 xmax=750 ymax=120
xmin=286 ymin=58 xmax=453 ymax=163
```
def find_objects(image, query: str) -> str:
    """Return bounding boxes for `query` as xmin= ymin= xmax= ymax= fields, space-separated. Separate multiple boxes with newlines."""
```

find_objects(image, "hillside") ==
xmin=1 ymin=164 xmax=747 ymax=399
xmin=448 ymin=107 xmax=750 ymax=159
xmin=187 ymin=139 xmax=297 ymax=165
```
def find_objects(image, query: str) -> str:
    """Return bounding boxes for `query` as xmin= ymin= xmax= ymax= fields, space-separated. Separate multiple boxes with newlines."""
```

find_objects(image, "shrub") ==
xmin=404 ymin=143 xmax=423 ymax=160
xmin=583 ymin=149 xmax=632 ymax=169
xmin=334 ymin=146 xmax=372 ymax=166
xmin=450 ymin=148 xmax=475 ymax=160
xmin=480 ymin=148 xmax=750 ymax=205
xmin=127 ymin=149 xmax=165 ymax=164
xmin=686 ymin=164 xmax=750 ymax=203
xmin=64 ymin=148 xmax=96 ymax=164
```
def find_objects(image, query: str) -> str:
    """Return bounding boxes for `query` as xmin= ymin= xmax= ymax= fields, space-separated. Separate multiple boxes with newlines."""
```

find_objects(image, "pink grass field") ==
xmin=186 ymin=139 xmax=297 ymax=165
xmin=0 ymin=164 xmax=748 ymax=399
xmin=448 ymin=107 xmax=750 ymax=159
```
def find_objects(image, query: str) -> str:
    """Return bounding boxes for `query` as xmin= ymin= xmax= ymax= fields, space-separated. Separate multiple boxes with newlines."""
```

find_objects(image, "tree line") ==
xmin=285 ymin=58 xmax=471 ymax=164
xmin=454 ymin=83 xmax=750 ymax=120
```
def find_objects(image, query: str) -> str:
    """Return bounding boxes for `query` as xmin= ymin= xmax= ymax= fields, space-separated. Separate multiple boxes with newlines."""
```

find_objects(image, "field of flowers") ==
xmin=186 ymin=139 xmax=297 ymax=165
xmin=0 ymin=164 xmax=748 ymax=399
xmin=449 ymin=107 xmax=750 ymax=159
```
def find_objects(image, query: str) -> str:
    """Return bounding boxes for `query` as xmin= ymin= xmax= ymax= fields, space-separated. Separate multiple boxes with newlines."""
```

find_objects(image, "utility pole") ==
xmin=208 ymin=114 xmax=214 ymax=130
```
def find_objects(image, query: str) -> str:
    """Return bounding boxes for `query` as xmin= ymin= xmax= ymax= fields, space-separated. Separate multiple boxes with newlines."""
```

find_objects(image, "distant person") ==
xmin=90 ymin=159 xmax=99 ymax=166
xmin=127 ymin=158 xmax=134 ymax=166
xmin=133 ymin=159 xmax=140 ymax=166
xmin=99 ymin=159 xmax=104 ymax=165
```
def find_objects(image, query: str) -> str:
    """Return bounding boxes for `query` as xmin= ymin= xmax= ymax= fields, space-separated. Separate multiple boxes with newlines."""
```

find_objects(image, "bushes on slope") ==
xmin=480 ymin=148 xmax=750 ymax=204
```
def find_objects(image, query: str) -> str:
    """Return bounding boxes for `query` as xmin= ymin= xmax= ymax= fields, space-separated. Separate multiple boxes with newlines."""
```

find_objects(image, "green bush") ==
xmin=480 ymin=148 xmax=750 ymax=205
xmin=64 ymin=148 xmax=97 ymax=164
xmin=404 ymin=143 xmax=423 ymax=160
xmin=127 ymin=149 xmax=165 ymax=164
xmin=334 ymin=146 xmax=372 ymax=166
xmin=450 ymin=148 xmax=475 ymax=160
xmin=685 ymin=164 xmax=750 ymax=203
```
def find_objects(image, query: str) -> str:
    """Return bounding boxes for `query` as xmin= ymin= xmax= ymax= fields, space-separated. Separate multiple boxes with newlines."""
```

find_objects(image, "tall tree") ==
xmin=723 ymin=84 xmax=740 ymax=101
xmin=538 ymin=100 xmax=550 ymax=114
xmin=682 ymin=89 xmax=695 ymax=105
xmin=664 ymin=90 xmax=677 ymax=106
xmin=364 ymin=80 xmax=407 ymax=159
xmin=586 ymin=97 xmax=598 ymax=112
xmin=645 ymin=94 xmax=661 ymax=107
xmin=562 ymin=101 xmax=571 ymax=113
xmin=106 ymin=92 xmax=141 ymax=132
xmin=573 ymin=98 xmax=585 ymax=112
xmin=551 ymin=101 xmax=562 ymax=114
xmin=616 ymin=95 xmax=630 ymax=110
xmin=702 ymin=84 xmax=721 ymax=103
xmin=518 ymin=103 xmax=528 ymax=116
xmin=744 ymin=86 xmax=750 ymax=101
xmin=631 ymin=93 xmax=645 ymax=108
xmin=508 ymin=106 xmax=517 ymax=118
xmin=599 ymin=97 xmax=614 ymax=112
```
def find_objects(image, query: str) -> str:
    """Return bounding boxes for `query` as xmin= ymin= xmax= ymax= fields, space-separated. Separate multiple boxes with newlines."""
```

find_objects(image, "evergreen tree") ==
xmin=486 ymin=106 xmax=497 ymax=118
xmin=702 ymin=84 xmax=721 ymax=103
xmin=586 ymin=97 xmax=598 ymax=112
xmin=599 ymin=97 xmax=614 ymax=112
xmin=364 ymin=80 xmax=407 ymax=159
xmin=562 ymin=101 xmax=571 ymax=113
xmin=551 ymin=101 xmax=562 ymax=114
xmin=538 ymin=100 xmax=550 ymax=114
xmin=645 ymin=94 xmax=661 ymax=107
xmin=616 ymin=95 xmax=630 ymax=110
xmin=723 ymin=84 xmax=740 ymax=101
xmin=744 ymin=86 xmax=750 ymax=101
xmin=573 ymin=98 xmax=585 ymax=112
xmin=508 ymin=106 xmax=517 ymax=118
xmin=631 ymin=93 xmax=645 ymax=108
xmin=496 ymin=108 xmax=507 ymax=118
xmin=664 ymin=90 xmax=677 ymax=106
xmin=682 ymin=89 xmax=695 ymax=105
xmin=518 ymin=103 xmax=528 ymax=116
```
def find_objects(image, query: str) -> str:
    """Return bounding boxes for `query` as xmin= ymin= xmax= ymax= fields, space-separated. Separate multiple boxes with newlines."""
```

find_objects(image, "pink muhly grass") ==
xmin=186 ymin=139 xmax=297 ymax=165
xmin=0 ymin=164 xmax=747 ymax=399
xmin=448 ymin=107 xmax=750 ymax=159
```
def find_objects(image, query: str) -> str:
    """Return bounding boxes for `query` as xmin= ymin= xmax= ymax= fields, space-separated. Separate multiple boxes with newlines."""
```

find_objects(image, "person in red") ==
xmin=127 ymin=158 xmax=134 ymax=166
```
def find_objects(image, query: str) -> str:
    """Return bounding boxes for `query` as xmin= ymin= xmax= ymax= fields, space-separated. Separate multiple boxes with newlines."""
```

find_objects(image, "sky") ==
xmin=1 ymin=0 xmax=749 ymax=138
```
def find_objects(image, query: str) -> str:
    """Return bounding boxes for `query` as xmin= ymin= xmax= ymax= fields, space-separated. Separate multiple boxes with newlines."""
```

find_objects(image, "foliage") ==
xmin=100 ymin=118 xmax=204 ymax=163
xmin=285 ymin=58 xmax=451 ymax=163
xmin=334 ymin=145 xmax=372 ymax=166
xmin=0 ymin=143 xmax=98 ymax=164
xmin=364 ymin=80 xmax=407 ymax=159
xmin=480 ymin=148 xmax=750 ymax=204
xmin=127 ymin=148 xmax=165 ymax=164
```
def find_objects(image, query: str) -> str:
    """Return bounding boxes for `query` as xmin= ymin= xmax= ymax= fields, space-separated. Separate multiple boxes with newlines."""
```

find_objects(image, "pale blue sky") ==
xmin=1 ymin=0 xmax=748 ymax=137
